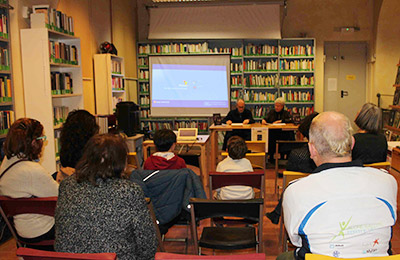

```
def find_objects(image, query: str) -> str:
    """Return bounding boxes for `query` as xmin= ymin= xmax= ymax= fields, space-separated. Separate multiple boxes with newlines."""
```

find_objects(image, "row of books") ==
xmin=0 ymin=47 xmax=9 ymax=69
xmin=111 ymin=60 xmax=122 ymax=74
xmin=139 ymin=70 xmax=149 ymax=80
xmin=280 ymin=59 xmax=314 ymax=71
xmin=279 ymin=45 xmax=313 ymax=56
xmin=0 ymin=76 xmax=11 ymax=101
xmin=174 ymin=121 xmax=208 ymax=131
xmin=243 ymin=60 xmax=278 ymax=71
xmin=250 ymin=105 xmax=271 ymax=118
xmin=141 ymin=121 xmax=173 ymax=131
xmin=51 ymin=72 xmax=73 ymax=95
xmin=141 ymin=109 xmax=149 ymax=118
xmin=279 ymin=75 xmax=315 ymax=86
xmin=54 ymin=136 xmax=60 ymax=159
xmin=138 ymin=58 xmax=148 ymax=67
xmin=231 ymin=75 xmax=242 ymax=86
xmin=244 ymin=44 xmax=278 ymax=56
xmin=244 ymin=75 xmax=277 ymax=87
xmin=53 ymin=106 xmax=69 ymax=126
xmin=281 ymin=91 xmax=313 ymax=102
xmin=112 ymin=97 xmax=123 ymax=112
xmin=33 ymin=5 xmax=74 ymax=34
xmin=0 ymin=14 xmax=7 ymax=38
xmin=230 ymin=62 xmax=242 ymax=73
xmin=0 ymin=110 xmax=14 ymax=134
xmin=112 ymin=77 xmax=124 ymax=90
xmin=138 ymin=42 xmax=209 ymax=55
xmin=287 ymin=106 xmax=315 ymax=117
xmin=49 ymin=41 xmax=78 ymax=65
xmin=140 ymin=83 xmax=149 ymax=93
xmin=243 ymin=91 xmax=278 ymax=103
xmin=95 ymin=116 xmax=109 ymax=134
xmin=140 ymin=96 xmax=150 ymax=105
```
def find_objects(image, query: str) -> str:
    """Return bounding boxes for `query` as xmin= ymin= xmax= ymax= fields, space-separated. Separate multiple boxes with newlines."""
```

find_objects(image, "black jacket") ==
xmin=222 ymin=108 xmax=255 ymax=124
xmin=264 ymin=109 xmax=293 ymax=123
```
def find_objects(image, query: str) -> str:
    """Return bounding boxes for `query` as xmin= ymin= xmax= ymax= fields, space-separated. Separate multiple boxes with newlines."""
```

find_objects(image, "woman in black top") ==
xmin=352 ymin=103 xmax=387 ymax=164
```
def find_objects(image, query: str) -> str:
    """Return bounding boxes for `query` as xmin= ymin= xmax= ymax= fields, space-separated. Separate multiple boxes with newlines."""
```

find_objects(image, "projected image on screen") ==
xmin=152 ymin=64 xmax=228 ymax=108
xmin=149 ymin=55 xmax=230 ymax=117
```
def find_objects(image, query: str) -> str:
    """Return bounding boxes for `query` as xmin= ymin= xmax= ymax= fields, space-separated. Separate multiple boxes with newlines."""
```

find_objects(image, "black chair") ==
xmin=189 ymin=198 xmax=264 ymax=255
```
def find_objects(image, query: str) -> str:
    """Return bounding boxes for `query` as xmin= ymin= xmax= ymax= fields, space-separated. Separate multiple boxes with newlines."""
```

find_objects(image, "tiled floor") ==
xmin=1 ymin=168 xmax=400 ymax=260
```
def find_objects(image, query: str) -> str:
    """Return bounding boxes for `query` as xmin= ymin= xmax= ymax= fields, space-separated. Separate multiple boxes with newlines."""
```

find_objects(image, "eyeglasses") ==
xmin=36 ymin=135 xmax=47 ymax=141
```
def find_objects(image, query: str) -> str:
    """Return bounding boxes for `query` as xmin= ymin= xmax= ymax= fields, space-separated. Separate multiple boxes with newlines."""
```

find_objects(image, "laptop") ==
xmin=177 ymin=128 xmax=198 ymax=142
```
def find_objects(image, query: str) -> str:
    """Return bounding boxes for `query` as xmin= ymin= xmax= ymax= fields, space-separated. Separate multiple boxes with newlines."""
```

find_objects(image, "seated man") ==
xmin=279 ymin=112 xmax=397 ymax=260
xmin=262 ymin=97 xmax=294 ymax=163
xmin=222 ymin=98 xmax=255 ymax=150
xmin=144 ymin=129 xmax=187 ymax=170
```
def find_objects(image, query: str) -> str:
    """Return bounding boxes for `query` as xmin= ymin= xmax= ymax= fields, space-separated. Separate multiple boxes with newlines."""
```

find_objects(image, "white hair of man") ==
xmin=309 ymin=111 xmax=353 ymax=159
xmin=236 ymin=98 xmax=245 ymax=105
xmin=275 ymin=97 xmax=285 ymax=105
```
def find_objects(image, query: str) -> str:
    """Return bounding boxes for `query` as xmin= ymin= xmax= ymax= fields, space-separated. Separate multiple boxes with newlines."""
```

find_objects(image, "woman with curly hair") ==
xmin=56 ymin=110 xmax=99 ymax=182
xmin=55 ymin=134 xmax=157 ymax=260
xmin=0 ymin=118 xmax=58 ymax=246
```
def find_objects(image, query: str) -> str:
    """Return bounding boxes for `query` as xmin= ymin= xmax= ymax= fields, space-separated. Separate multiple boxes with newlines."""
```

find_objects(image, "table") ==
xmin=209 ymin=123 xmax=298 ymax=171
xmin=142 ymin=135 xmax=210 ymax=187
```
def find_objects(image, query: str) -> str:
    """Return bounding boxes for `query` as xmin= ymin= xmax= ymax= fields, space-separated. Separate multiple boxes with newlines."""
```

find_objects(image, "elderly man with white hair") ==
xmin=278 ymin=111 xmax=397 ymax=260
xmin=262 ymin=97 xmax=294 ymax=163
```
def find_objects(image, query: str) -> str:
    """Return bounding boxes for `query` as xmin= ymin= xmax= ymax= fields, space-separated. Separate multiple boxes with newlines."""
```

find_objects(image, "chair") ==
xmin=155 ymin=252 xmax=266 ymax=259
xmin=274 ymin=140 xmax=308 ymax=193
xmin=305 ymin=253 xmax=400 ymax=259
xmin=279 ymin=171 xmax=310 ymax=252
xmin=127 ymin=152 xmax=141 ymax=170
xmin=189 ymin=198 xmax=264 ymax=255
xmin=364 ymin=161 xmax=391 ymax=171
xmin=0 ymin=196 xmax=57 ymax=248
xmin=209 ymin=170 xmax=265 ymax=199
xmin=16 ymin=247 xmax=117 ymax=260
xmin=145 ymin=197 xmax=165 ymax=252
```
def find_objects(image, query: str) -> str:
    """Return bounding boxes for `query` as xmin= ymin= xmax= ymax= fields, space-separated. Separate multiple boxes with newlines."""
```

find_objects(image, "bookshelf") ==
xmin=137 ymin=38 xmax=315 ymax=131
xmin=94 ymin=54 xmax=126 ymax=115
xmin=386 ymin=61 xmax=400 ymax=139
xmin=20 ymin=26 xmax=83 ymax=173
xmin=0 ymin=0 xmax=14 ymax=140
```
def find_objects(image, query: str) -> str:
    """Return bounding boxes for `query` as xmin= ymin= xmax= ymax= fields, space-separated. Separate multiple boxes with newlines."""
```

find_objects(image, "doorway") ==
xmin=324 ymin=42 xmax=367 ymax=128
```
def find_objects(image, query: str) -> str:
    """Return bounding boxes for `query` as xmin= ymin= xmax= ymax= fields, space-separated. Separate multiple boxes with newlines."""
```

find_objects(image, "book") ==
xmin=212 ymin=113 xmax=222 ymax=125
xmin=393 ymin=88 xmax=400 ymax=105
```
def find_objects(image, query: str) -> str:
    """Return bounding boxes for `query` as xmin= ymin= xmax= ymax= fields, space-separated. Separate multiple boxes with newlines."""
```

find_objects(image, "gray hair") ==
xmin=354 ymin=103 xmax=382 ymax=134
xmin=309 ymin=112 xmax=353 ymax=158
xmin=275 ymin=97 xmax=285 ymax=105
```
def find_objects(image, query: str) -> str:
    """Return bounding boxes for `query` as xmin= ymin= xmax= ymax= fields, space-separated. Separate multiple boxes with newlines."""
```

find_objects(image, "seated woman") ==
xmin=55 ymin=134 xmax=157 ymax=260
xmin=0 ymin=118 xmax=58 ymax=247
xmin=56 ymin=110 xmax=99 ymax=183
xmin=352 ymin=103 xmax=387 ymax=164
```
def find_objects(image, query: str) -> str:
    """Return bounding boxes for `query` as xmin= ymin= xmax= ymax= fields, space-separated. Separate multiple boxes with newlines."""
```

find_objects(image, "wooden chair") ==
xmin=0 ymin=196 xmax=57 ymax=248
xmin=189 ymin=198 xmax=264 ymax=255
xmin=305 ymin=253 xmax=400 ymax=259
xmin=274 ymin=140 xmax=308 ymax=193
xmin=364 ymin=161 xmax=391 ymax=171
xmin=155 ymin=252 xmax=266 ymax=259
xmin=209 ymin=170 xmax=265 ymax=199
xmin=128 ymin=152 xmax=141 ymax=170
xmin=16 ymin=247 xmax=117 ymax=260
xmin=220 ymin=152 xmax=266 ymax=171
xmin=145 ymin=197 xmax=165 ymax=252
xmin=279 ymin=171 xmax=310 ymax=252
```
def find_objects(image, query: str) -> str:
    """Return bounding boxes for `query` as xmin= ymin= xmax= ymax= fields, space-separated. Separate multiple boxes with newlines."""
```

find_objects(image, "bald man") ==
xmin=278 ymin=112 xmax=397 ymax=260
xmin=221 ymin=99 xmax=255 ymax=150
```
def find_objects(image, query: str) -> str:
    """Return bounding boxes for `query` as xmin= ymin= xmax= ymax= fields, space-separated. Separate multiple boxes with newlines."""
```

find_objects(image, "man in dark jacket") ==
xmin=222 ymin=99 xmax=255 ymax=150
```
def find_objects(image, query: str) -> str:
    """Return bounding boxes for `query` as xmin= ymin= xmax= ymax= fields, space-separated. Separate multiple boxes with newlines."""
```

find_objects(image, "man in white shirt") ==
xmin=278 ymin=111 xmax=397 ymax=260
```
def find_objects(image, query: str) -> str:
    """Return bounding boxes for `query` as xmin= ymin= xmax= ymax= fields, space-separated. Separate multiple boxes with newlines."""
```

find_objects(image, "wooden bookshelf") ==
xmin=20 ymin=28 xmax=83 ymax=173
xmin=94 ymin=54 xmax=126 ymax=114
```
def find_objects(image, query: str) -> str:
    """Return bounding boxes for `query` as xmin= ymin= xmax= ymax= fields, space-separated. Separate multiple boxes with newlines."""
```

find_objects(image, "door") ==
xmin=324 ymin=42 xmax=367 ymax=128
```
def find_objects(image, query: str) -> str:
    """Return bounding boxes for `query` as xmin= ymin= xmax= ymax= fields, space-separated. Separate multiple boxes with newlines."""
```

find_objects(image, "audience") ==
xmin=278 ymin=112 xmax=397 ymax=260
xmin=56 ymin=110 xmax=99 ymax=183
xmin=266 ymin=113 xmax=318 ymax=225
xmin=352 ymin=103 xmax=387 ymax=164
xmin=221 ymin=98 xmax=255 ymax=150
xmin=216 ymin=136 xmax=254 ymax=200
xmin=55 ymin=134 xmax=157 ymax=260
xmin=0 ymin=118 xmax=58 ymax=248
xmin=144 ymin=129 xmax=186 ymax=170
